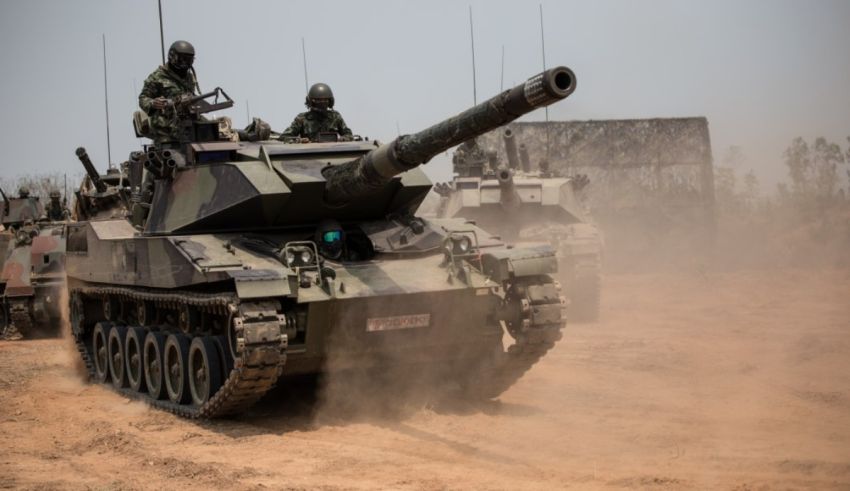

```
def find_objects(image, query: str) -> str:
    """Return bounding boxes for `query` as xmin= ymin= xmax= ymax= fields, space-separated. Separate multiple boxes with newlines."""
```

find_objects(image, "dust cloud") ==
xmin=313 ymin=293 xmax=491 ymax=427
xmin=2 ymin=179 xmax=849 ymax=489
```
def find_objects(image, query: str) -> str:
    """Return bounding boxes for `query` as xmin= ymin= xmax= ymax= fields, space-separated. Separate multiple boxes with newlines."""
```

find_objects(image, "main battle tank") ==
xmin=436 ymin=127 xmax=604 ymax=321
xmin=0 ymin=188 xmax=67 ymax=339
xmin=69 ymin=67 xmax=576 ymax=418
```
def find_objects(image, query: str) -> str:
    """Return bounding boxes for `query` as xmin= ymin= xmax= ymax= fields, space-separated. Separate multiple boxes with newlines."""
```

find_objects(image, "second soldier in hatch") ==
xmin=280 ymin=83 xmax=352 ymax=142
xmin=138 ymin=40 xmax=200 ymax=144
xmin=44 ymin=190 xmax=69 ymax=222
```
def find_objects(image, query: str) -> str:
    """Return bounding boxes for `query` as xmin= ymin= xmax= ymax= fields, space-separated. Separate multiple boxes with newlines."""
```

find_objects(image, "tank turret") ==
xmin=323 ymin=67 xmax=575 ymax=204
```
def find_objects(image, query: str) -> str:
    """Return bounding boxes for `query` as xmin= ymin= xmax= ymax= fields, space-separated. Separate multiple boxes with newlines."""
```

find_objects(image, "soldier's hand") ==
xmin=152 ymin=97 xmax=169 ymax=110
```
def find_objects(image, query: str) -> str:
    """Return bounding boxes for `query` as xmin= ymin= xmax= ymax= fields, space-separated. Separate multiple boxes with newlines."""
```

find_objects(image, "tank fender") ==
xmin=227 ymin=269 xmax=291 ymax=299
xmin=480 ymin=244 xmax=558 ymax=282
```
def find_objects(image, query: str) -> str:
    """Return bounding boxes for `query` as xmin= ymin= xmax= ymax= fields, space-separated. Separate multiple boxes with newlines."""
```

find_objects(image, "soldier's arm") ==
xmin=280 ymin=116 xmax=304 ymax=138
xmin=139 ymin=75 xmax=160 ymax=114
xmin=335 ymin=113 xmax=353 ymax=136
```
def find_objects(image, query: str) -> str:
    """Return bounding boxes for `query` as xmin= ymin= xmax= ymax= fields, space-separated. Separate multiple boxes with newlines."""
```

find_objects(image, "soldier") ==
xmin=44 ymin=190 xmax=69 ymax=221
xmin=17 ymin=186 xmax=30 ymax=199
xmin=138 ymin=40 xmax=200 ymax=143
xmin=280 ymin=83 xmax=352 ymax=142
xmin=452 ymin=138 xmax=488 ymax=176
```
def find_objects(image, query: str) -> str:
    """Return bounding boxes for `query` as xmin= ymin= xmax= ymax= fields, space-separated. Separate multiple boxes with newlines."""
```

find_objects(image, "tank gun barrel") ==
xmin=503 ymin=129 xmax=520 ymax=170
xmin=75 ymin=147 xmax=108 ymax=193
xmin=323 ymin=66 xmax=576 ymax=204
xmin=497 ymin=167 xmax=520 ymax=210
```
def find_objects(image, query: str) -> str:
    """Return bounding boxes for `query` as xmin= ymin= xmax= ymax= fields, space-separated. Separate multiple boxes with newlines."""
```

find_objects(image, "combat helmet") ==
xmin=167 ymin=40 xmax=195 ymax=73
xmin=18 ymin=186 xmax=30 ymax=198
xmin=305 ymin=83 xmax=334 ymax=112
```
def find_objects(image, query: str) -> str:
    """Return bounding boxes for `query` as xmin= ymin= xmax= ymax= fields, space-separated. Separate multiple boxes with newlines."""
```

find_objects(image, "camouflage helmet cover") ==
xmin=305 ymin=83 xmax=334 ymax=110
xmin=49 ymin=189 xmax=61 ymax=199
xmin=18 ymin=186 xmax=30 ymax=198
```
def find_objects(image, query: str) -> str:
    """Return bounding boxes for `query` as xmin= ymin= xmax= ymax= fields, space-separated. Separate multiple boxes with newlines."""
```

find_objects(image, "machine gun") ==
xmin=167 ymin=87 xmax=234 ymax=116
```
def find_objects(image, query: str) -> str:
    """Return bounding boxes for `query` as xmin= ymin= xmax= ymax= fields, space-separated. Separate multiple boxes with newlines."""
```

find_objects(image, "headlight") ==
xmin=452 ymin=236 xmax=472 ymax=254
xmin=285 ymin=251 xmax=296 ymax=265
xmin=300 ymin=249 xmax=313 ymax=264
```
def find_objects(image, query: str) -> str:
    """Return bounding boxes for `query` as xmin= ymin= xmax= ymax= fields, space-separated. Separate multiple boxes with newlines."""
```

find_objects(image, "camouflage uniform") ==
xmin=44 ymin=199 xmax=69 ymax=222
xmin=280 ymin=109 xmax=352 ymax=141
xmin=138 ymin=65 xmax=199 ymax=143
xmin=452 ymin=139 xmax=488 ymax=175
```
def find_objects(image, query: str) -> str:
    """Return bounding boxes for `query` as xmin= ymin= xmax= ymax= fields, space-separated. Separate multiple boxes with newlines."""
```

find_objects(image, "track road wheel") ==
xmin=144 ymin=331 xmax=167 ymax=400
xmin=108 ymin=325 xmax=129 ymax=388
xmin=212 ymin=335 xmax=233 ymax=383
xmin=188 ymin=337 xmax=224 ymax=406
xmin=164 ymin=333 xmax=192 ymax=404
xmin=92 ymin=322 xmax=112 ymax=383
xmin=125 ymin=327 xmax=147 ymax=393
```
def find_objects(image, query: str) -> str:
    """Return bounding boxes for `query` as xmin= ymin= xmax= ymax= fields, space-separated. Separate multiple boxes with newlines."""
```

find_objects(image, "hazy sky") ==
xmin=1 ymin=0 xmax=848 ymax=188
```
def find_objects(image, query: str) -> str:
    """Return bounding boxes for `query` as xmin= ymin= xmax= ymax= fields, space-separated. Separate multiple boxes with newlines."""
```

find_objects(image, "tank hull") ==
xmin=438 ymin=174 xmax=604 ymax=321
xmin=1 ymin=223 xmax=66 ymax=339
xmin=68 ymin=217 xmax=566 ymax=417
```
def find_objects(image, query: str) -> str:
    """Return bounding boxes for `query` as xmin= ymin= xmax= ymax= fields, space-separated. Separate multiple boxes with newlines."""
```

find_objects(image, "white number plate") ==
xmin=366 ymin=313 xmax=431 ymax=332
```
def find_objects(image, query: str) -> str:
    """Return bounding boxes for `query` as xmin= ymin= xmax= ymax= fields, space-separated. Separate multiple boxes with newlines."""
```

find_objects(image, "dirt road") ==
xmin=1 ymin=268 xmax=849 ymax=490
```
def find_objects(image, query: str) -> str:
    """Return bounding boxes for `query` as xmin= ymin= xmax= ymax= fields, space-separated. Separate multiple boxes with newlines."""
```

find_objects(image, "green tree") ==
xmin=783 ymin=136 xmax=847 ymax=203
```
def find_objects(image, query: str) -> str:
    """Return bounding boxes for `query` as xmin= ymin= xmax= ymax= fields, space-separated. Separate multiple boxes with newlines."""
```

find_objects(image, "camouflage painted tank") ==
xmin=435 ymin=127 xmax=604 ymax=321
xmin=69 ymin=67 xmax=576 ymax=417
xmin=0 ymin=188 xmax=68 ymax=340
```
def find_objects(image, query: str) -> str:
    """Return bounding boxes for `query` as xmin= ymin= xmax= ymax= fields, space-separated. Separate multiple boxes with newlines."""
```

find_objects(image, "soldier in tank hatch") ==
xmin=452 ymin=138 xmax=489 ymax=177
xmin=43 ymin=190 xmax=69 ymax=222
xmin=138 ymin=40 xmax=200 ymax=143
xmin=280 ymin=83 xmax=352 ymax=142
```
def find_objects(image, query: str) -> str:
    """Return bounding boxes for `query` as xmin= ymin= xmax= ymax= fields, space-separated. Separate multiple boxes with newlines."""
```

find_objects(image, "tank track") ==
xmin=72 ymin=286 xmax=287 ymax=418
xmin=468 ymin=279 xmax=567 ymax=398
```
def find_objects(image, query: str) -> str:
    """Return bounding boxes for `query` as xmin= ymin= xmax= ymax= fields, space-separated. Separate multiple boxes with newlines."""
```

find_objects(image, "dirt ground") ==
xmin=1 ymin=267 xmax=849 ymax=490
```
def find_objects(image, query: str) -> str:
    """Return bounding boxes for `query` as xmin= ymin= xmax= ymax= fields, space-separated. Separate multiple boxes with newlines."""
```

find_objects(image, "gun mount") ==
xmin=323 ymin=66 xmax=575 ymax=204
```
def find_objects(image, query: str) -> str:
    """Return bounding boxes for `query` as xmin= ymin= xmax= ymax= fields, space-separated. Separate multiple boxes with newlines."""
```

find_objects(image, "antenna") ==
xmin=246 ymin=100 xmax=251 ymax=123
xmin=102 ymin=34 xmax=113 ymax=168
xmin=468 ymin=5 xmax=477 ymax=105
xmin=301 ymin=37 xmax=309 ymax=92
xmin=158 ymin=0 xmax=165 ymax=64
xmin=500 ymin=45 xmax=505 ymax=92
xmin=539 ymin=3 xmax=550 ymax=161
xmin=539 ymin=4 xmax=548 ymax=123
